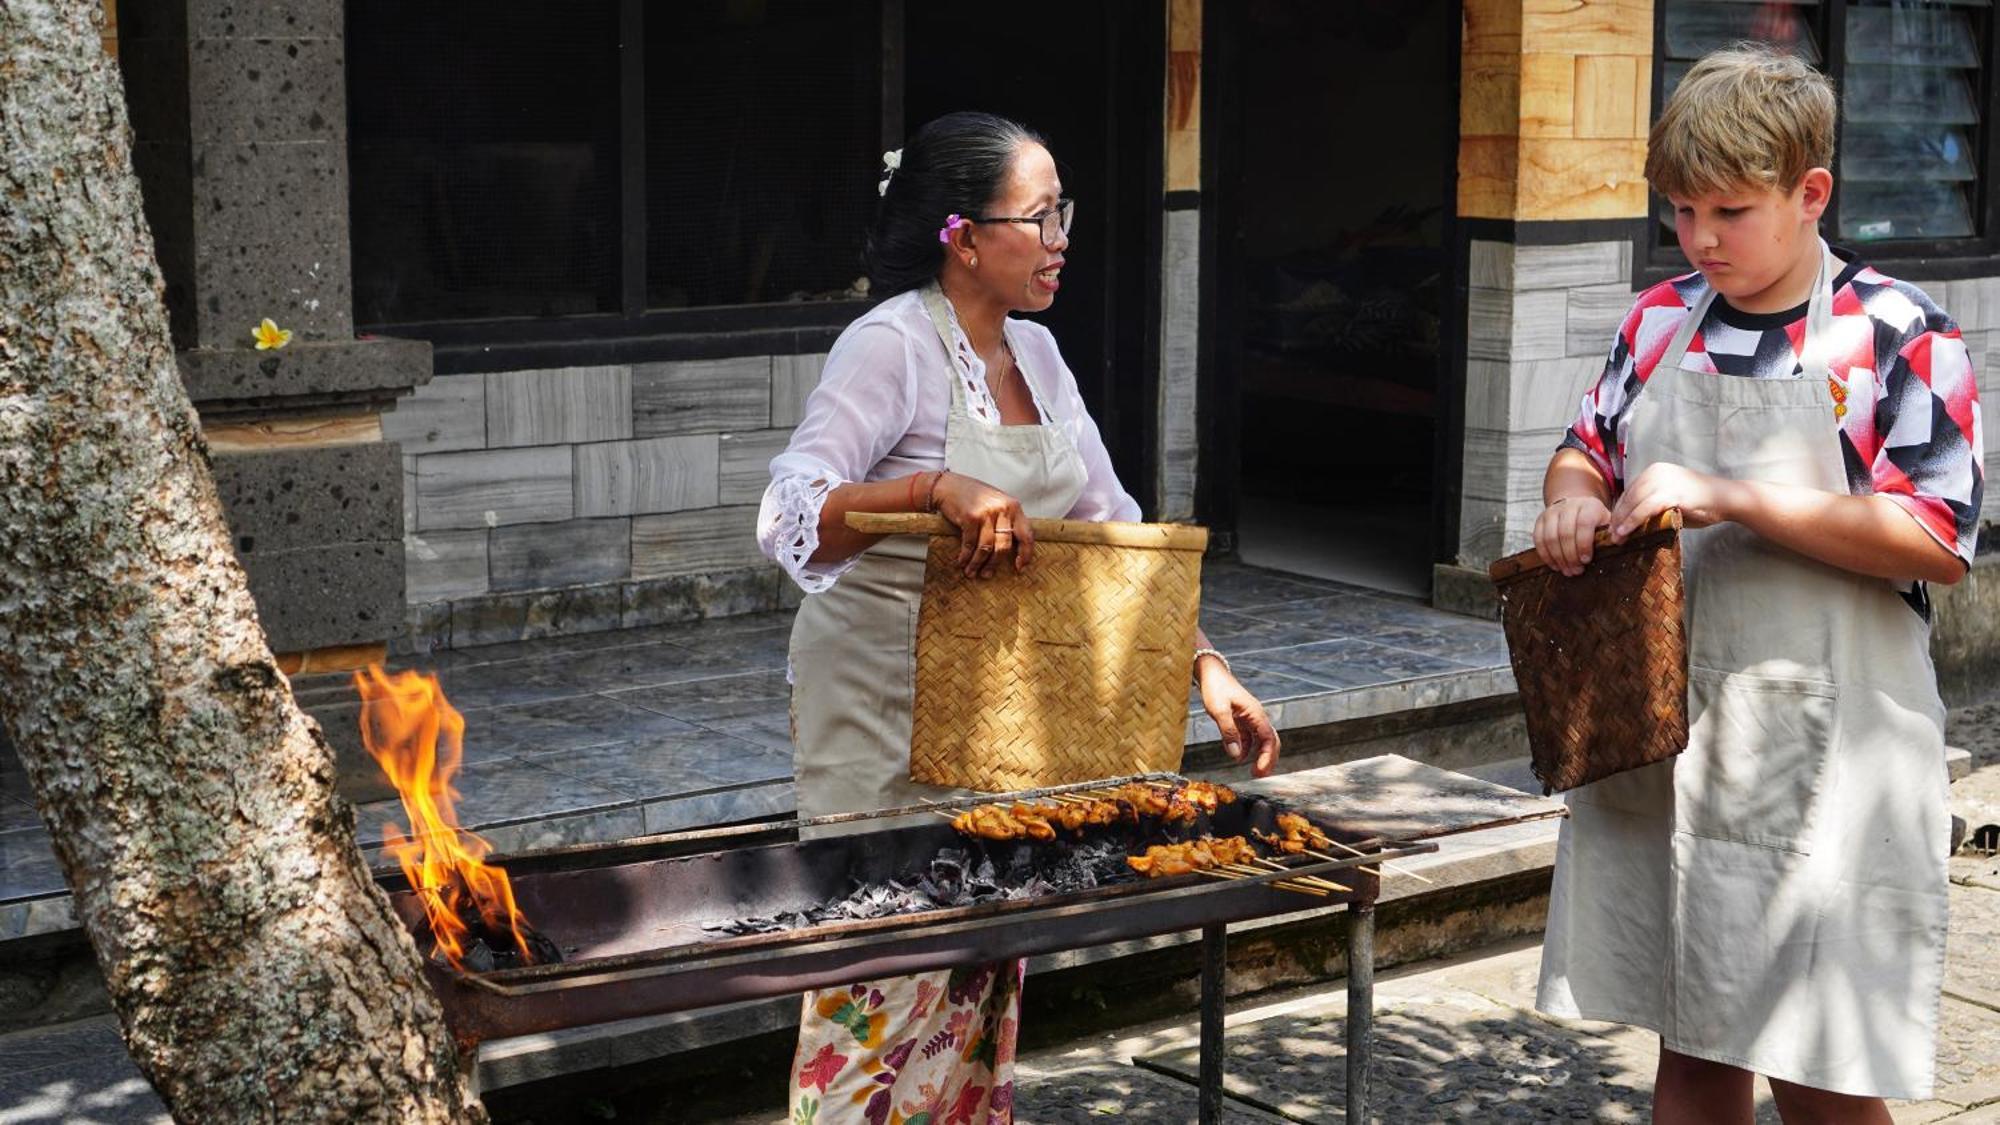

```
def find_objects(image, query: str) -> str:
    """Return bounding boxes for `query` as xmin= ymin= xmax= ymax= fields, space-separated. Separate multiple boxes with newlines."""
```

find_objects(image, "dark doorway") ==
xmin=1212 ymin=0 xmax=1457 ymax=595
xmin=903 ymin=3 xmax=1164 ymax=509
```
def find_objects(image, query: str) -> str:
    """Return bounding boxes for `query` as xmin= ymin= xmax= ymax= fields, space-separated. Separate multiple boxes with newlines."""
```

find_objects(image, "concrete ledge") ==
xmin=178 ymin=336 xmax=430 ymax=408
xmin=1430 ymin=562 xmax=1500 ymax=621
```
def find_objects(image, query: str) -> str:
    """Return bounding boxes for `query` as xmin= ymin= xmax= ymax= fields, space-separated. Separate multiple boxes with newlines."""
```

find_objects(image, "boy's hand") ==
xmin=1608 ymin=462 xmax=1735 ymax=540
xmin=1534 ymin=495 xmax=1613 ymax=577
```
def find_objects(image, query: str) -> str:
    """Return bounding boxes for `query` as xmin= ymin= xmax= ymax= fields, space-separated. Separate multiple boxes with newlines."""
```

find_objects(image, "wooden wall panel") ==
xmin=1573 ymin=54 xmax=1649 ymax=139
xmin=1463 ymin=0 xmax=1525 ymax=57
xmin=1457 ymin=0 xmax=1654 ymax=220
xmin=1461 ymin=51 xmax=1523 ymax=138
xmin=1520 ymin=52 xmax=1576 ymax=138
xmin=1459 ymin=136 xmax=1522 ymax=219
xmin=1522 ymin=0 xmax=1651 ymax=56
xmin=1517 ymin=138 xmax=1650 ymax=220
xmin=1166 ymin=0 xmax=1201 ymax=192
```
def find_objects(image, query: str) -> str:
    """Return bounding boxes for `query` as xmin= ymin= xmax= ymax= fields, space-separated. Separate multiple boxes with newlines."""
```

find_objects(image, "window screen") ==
xmin=1652 ymin=0 xmax=1993 ymax=254
xmin=643 ymin=2 xmax=878 ymax=309
xmin=1839 ymin=0 xmax=1990 ymax=242
xmin=348 ymin=2 xmax=622 ymax=325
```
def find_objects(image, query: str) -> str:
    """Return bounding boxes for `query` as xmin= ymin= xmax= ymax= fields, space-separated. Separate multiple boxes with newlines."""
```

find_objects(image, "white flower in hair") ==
xmin=878 ymin=148 xmax=902 ymax=196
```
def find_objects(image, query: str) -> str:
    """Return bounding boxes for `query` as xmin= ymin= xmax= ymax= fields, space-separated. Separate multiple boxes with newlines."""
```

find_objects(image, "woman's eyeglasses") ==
xmin=970 ymin=198 xmax=1075 ymax=250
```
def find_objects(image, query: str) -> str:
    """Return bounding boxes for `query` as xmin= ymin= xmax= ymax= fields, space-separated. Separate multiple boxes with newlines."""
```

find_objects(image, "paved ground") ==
xmin=0 ymin=561 xmax=1514 ymax=923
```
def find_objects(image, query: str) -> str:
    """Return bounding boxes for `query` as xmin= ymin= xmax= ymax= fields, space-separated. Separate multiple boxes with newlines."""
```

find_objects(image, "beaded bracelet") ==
xmin=1192 ymin=647 xmax=1230 ymax=680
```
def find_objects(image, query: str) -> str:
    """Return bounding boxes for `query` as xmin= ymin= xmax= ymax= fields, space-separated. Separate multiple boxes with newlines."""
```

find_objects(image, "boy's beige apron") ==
xmin=1537 ymin=244 xmax=1950 ymax=1100
xmin=785 ymin=283 xmax=1087 ymax=1124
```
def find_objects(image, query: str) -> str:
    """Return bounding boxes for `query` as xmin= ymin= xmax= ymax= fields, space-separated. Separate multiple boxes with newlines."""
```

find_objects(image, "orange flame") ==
xmin=353 ymin=665 xmax=539 ymax=970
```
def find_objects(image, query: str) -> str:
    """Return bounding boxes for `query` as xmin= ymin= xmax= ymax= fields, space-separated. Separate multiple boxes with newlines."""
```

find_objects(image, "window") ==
xmin=1652 ymin=0 xmax=1995 ymax=262
xmin=1840 ymin=1 xmax=1988 ymax=240
xmin=644 ymin=3 xmax=878 ymax=308
xmin=348 ymin=3 xmax=623 ymax=324
xmin=347 ymin=1 xmax=881 ymax=331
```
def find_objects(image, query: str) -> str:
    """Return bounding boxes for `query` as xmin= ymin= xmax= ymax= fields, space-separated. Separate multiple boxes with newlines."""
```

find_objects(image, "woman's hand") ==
xmin=1608 ymin=462 xmax=1733 ymax=541
xmin=1197 ymin=656 xmax=1280 ymax=777
xmin=1532 ymin=494 xmax=1613 ymax=577
xmin=932 ymin=471 xmax=1035 ymax=577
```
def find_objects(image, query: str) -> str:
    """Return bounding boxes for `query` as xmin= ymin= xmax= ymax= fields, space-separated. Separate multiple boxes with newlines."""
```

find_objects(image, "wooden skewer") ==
xmin=1299 ymin=848 xmax=1383 ymax=878
xmin=1203 ymin=866 xmax=1328 ymax=897
xmin=1248 ymin=858 xmax=1350 ymax=894
xmin=1318 ymin=841 xmax=1435 ymax=886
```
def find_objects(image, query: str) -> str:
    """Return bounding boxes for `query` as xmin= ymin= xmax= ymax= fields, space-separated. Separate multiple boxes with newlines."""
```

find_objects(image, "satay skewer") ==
xmin=1191 ymin=868 xmax=1328 ymax=897
xmin=1221 ymin=864 xmax=1338 ymax=896
xmin=1316 ymin=841 xmax=1436 ymax=886
xmin=1246 ymin=858 xmax=1350 ymax=894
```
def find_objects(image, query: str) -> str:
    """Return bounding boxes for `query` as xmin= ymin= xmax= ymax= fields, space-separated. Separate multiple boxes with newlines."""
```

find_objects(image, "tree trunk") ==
xmin=0 ymin=3 xmax=484 ymax=1121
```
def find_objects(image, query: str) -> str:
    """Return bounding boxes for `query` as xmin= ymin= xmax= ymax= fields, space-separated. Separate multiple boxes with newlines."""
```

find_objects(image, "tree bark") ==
xmin=0 ymin=3 xmax=484 ymax=1120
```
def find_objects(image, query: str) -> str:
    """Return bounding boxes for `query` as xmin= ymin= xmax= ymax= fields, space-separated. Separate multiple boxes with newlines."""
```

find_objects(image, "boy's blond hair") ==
xmin=1646 ymin=43 xmax=1836 ymax=200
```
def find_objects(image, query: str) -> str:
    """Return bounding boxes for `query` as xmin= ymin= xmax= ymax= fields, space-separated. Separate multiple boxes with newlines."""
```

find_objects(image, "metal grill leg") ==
xmin=1200 ymin=922 xmax=1227 ymax=1125
xmin=1346 ymin=903 xmax=1375 ymax=1125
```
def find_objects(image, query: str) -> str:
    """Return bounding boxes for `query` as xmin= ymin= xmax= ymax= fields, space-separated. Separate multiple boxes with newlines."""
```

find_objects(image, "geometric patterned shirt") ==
xmin=1561 ymin=252 xmax=1985 ymax=599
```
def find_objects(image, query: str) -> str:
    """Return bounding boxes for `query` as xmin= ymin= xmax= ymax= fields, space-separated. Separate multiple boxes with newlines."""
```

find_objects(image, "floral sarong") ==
xmin=790 ymin=959 xmax=1024 ymax=1125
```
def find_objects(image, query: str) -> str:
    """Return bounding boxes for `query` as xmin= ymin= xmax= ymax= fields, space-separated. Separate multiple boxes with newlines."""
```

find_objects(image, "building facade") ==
xmin=102 ymin=0 xmax=2000 ymax=668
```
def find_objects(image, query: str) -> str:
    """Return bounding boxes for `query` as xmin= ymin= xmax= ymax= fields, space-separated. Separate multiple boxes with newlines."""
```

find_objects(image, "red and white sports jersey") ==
xmin=1563 ymin=253 xmax=1985 ymax=598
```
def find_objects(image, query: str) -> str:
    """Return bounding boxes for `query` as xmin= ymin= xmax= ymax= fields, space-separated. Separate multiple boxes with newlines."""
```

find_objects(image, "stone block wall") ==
xmin=1458 ymin=238 xmax=1636 ymax=567
xmin=388 ymin=355 xmax=823 ymax=651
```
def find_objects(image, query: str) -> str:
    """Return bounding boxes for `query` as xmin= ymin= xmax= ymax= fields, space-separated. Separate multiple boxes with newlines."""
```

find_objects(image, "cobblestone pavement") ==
xmin=1014 ymin=929 xmax=2000 ymax=1125
xmin=991 ymin=747 xmax=2000 ymax=1124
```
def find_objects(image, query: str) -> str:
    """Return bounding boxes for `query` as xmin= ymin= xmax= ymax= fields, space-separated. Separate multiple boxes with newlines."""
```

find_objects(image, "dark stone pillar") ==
xmin=116 ymin=0 xmax=428 ymax=658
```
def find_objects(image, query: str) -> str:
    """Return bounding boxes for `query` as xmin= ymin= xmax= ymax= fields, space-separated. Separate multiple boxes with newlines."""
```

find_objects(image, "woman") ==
xmin=756 ymin=112 xmax=1282 ymax=1125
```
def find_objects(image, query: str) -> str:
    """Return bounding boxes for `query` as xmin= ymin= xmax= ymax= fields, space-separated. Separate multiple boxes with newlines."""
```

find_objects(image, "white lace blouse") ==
xmin=756 ymin=287 xmax=1142 ymax=593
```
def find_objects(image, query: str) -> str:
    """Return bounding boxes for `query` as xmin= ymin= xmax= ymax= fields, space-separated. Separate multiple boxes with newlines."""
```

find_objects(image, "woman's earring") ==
xmin=969 ymin=256 xmax=979 ymax=268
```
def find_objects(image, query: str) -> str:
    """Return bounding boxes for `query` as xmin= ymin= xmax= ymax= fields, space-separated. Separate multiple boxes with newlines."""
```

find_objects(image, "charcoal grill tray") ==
xmin=390 ymin=774 xmax=1437 ymax=1045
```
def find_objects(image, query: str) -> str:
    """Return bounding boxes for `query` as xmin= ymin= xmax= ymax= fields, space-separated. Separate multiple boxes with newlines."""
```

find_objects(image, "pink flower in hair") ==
xmin=938 ymin=214 xmax=969 ymax=244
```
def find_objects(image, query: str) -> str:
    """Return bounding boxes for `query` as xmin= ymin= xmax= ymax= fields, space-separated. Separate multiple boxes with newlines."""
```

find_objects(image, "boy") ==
xmin=1533 ymin=45 xmax=1983 ymax=1124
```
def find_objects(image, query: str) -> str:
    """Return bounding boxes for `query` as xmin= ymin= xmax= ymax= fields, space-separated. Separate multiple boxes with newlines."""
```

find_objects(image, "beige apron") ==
xmin=789 ymin=283 xmax=1089 ymax=838
xmin=1537 ymin=244 xmax=1950 ymax=1099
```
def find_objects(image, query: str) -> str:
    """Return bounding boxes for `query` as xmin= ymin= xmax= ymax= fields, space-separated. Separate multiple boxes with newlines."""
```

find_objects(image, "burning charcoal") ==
xmin=519 ymin=927 xmax=564 ymax=966
xmin=462 ymin=941 xmax=497 ymax=974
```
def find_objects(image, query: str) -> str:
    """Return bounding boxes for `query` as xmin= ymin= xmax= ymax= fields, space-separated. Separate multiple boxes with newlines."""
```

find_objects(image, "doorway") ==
xmin=1212 ymin=0 xmax=1457 ymax=596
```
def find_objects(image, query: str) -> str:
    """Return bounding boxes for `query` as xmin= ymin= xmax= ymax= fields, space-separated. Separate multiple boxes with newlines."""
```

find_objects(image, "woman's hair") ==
xmin=866 ymin=112 xmax=1046 ymax=298
xmin=1645 ymin=43 xmax=1836 ymax=200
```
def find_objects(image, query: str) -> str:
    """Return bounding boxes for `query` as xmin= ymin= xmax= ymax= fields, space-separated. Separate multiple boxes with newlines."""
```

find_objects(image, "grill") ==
xmin=387 ymin=762 xmax=1562 ymax=1124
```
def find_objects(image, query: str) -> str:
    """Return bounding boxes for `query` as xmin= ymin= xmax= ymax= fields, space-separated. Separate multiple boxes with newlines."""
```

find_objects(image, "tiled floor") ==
xmin=0 ymin=562 xmax=1510 ymax=917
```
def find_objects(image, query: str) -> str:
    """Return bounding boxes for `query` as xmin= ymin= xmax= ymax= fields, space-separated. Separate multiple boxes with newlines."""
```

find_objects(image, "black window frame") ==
xmin=349 ymin=0 xmax=901 ymax=374
xmin=1639 ymin=0 xmax=2000 ymax=287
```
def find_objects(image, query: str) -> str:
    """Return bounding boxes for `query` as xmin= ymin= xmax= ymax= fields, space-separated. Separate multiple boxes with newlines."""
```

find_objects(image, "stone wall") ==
xmin=388 ymin=356 xmax=822 ymax=651
xmin=115 ymin=0 xmax=426 ymax=662
xmin=1457 ymin=237 xmax=1635 ymax=568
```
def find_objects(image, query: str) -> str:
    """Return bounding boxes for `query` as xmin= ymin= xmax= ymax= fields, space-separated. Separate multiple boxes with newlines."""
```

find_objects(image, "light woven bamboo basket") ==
xmin=847 ymin=512 xmax=1208 ymax=792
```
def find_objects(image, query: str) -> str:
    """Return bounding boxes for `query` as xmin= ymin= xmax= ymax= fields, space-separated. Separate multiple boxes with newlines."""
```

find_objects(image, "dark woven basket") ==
xmin=1487 ymin=511 xmax=1688 ymax=795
